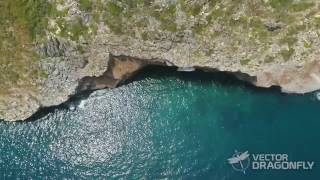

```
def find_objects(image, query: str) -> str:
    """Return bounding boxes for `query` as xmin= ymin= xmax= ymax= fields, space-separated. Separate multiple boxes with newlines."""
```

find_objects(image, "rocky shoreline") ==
xmin=2 ymin=53 xmax=320 ymax=122
xmin=3 ymin=53 xmax=320 ymax=122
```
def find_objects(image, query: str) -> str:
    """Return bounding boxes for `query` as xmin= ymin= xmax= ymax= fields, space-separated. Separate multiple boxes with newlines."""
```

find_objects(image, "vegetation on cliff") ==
xmin=1 ymin=0 xmax=319 ymax=92
xmin=1 ymin=0 xmax=320 ymax=120
xmin=32 ymin=0 xmax=320 ymax=65
xmin=0 ymin=0 xmax=51 ymax=96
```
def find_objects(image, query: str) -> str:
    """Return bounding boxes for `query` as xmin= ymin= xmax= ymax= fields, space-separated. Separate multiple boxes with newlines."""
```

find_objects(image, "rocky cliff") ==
xmin=1 ymin=0 xmax=320 ymax=121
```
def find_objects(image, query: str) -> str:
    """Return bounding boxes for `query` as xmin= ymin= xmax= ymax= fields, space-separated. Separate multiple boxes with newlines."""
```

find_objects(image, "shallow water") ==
xmin=0 ymin=67 xmax=319 ymax=179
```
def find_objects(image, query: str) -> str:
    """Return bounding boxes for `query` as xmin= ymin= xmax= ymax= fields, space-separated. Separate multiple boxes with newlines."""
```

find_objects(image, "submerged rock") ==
xmin=316 ymin=92 xmax=320 ymax=101
xmin=177 ymin=67 xmax=196 ymax=72
xmin=1 ymin=0 xmax=320 ymax=121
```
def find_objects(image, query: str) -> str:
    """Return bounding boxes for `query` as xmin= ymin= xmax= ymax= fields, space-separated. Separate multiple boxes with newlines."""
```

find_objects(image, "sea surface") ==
xmin=0 ymin=67 xmax=320 ymax=179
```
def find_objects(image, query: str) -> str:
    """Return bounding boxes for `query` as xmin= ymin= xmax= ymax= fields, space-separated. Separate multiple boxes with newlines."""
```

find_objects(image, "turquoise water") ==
xmin=0 ymin=67 xmax=320 ymax=179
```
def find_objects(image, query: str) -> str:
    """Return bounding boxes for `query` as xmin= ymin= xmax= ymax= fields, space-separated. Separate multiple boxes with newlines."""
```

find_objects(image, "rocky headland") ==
xmin=1 ymin=0 xmax=320 ymax=121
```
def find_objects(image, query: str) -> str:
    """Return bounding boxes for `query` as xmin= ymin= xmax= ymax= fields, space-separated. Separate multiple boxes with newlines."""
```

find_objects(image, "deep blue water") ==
xmin=0 ymin=67 xmax=320 ymax=179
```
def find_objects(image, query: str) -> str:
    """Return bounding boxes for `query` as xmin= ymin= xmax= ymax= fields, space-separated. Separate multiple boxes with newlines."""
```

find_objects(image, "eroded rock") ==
xmin=1 ymin=0 xmax=320 ymax=121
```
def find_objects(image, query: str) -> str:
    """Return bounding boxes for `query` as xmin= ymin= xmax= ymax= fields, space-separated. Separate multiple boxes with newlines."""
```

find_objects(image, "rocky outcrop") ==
xmin=256 ymin=61 xmax=320 ymax=93
xmin=1 ymin=0 xmax=320 ymax=121
xmin=77 ymin=55 xmax=166 ymax=91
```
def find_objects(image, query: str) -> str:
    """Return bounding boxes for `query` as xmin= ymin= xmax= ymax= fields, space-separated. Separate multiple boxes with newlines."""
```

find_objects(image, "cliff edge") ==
xmin=1 ymin=0 xmax=320 ymax=121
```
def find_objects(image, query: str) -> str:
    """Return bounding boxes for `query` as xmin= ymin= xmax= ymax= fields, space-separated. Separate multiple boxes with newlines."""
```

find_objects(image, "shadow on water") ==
xmin=125 ymin=66 xmax=310 ymax=131
xmin=124 ymin=65 xmax=287 ymax=97
xmin=24 ymin=90 xmax=95 ymax=123
xmin=21 ymin=65 xmax=288 ymax=122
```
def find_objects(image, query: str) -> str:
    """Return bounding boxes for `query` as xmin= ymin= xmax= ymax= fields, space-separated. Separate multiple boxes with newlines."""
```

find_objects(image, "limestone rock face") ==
xmin=1 ymin=0 xmax=320 ymax=121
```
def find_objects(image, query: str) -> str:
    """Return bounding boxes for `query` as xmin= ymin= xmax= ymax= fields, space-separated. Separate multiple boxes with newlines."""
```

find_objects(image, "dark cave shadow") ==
xmin=123 ymin=65 xmax=283 ymax=95
xmin=22 ymin=90 xmax=95 ymax=123
xmin=17 ymin=65 xmax=294 ymax=122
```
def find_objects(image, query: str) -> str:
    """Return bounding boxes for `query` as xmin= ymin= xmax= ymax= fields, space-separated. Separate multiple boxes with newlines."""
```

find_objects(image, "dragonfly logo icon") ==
xmin=228 ymin=150 xmax=250 ymax=174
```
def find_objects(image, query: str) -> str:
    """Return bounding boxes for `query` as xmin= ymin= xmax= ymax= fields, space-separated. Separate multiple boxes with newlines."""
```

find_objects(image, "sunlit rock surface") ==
xmin=1 ymin=0 xmax=320 ymax=121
